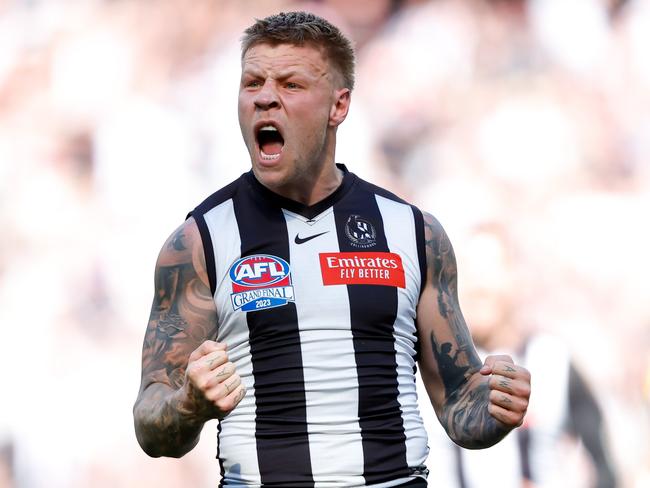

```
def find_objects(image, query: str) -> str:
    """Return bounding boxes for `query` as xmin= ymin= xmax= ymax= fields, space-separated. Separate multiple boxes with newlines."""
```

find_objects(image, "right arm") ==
xmin=416 ymin=212 xmax=530 ymax=448
xmin=133 ymin=217 xmax=245 ymax=458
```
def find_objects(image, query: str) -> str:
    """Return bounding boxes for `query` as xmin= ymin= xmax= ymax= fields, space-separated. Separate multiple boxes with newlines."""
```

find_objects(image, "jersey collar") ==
xmin=245 ymin=163 xmax=356 ymax=220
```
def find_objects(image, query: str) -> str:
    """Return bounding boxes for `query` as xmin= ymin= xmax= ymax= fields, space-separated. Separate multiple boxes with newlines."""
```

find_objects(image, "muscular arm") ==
xmin=133 ymin=217 xmax=219 ymax=458
xmin=416 ymin=212 xmax=524 ymax=449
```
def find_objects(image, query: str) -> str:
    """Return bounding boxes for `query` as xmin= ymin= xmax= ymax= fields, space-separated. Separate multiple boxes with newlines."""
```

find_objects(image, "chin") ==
xmin=252 ymin=163 xmax=288 ymax=188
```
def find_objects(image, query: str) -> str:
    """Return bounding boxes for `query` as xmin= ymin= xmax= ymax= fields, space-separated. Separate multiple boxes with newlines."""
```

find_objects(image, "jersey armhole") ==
xmin=411 ymin=206 xmax=427 ymax=298
xmin=187 ymin=210 xmax=217 ymax=297
xmin=411 ymin=205 xmax=427 ymax=364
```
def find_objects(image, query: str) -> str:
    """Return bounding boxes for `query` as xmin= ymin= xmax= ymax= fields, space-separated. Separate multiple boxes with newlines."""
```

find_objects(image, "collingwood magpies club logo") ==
xmin=345 ymin=214 xmax=376 ymax=249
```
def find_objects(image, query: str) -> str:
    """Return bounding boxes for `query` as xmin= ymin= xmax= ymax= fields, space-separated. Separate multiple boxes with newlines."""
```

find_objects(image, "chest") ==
xmin=206 ymin=195 xmax=422 ymax=348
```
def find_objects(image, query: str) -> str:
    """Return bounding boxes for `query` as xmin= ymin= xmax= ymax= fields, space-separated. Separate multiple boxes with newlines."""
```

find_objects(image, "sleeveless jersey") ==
xmin=189 ymin=165 xmax=430 ymax=487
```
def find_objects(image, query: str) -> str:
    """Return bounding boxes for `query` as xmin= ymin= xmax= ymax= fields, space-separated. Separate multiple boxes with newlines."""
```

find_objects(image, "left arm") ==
xmin=416 ymin=212 xmax=531 ymax=449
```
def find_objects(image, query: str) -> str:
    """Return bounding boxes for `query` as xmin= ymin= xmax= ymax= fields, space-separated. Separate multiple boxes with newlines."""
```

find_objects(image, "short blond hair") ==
xmin=241 ymin=11 xmax=356 ymax=90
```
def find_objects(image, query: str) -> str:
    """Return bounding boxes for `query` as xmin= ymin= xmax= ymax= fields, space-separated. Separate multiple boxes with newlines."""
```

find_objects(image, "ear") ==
xmin=329 ymin=88 xmax=351 ymax=128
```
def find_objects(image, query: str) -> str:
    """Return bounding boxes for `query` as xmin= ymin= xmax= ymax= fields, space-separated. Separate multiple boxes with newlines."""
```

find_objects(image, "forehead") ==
xmin=242 ymin=43 xmax=330 ymax=77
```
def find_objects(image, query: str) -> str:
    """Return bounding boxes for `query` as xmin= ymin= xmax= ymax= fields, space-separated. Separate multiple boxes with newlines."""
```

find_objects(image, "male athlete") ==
xmin=133 ymin=11 xmax=531 ymax=487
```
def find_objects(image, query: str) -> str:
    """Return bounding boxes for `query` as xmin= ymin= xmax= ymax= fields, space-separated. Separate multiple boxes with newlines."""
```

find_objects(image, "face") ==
xmin=238 ymin=42 xmax=350 ymax=193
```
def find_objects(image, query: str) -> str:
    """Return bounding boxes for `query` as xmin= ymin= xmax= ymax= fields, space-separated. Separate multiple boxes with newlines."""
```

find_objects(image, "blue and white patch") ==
xmin=229 ymin=254 xmax=295 ymax=312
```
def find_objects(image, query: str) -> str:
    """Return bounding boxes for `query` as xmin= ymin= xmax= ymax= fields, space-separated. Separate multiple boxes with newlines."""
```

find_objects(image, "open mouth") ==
xmin=256 ymin=125 xmax=285 ymax=160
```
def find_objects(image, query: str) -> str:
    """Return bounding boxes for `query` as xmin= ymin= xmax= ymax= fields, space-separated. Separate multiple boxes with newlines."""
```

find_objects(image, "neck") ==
xmin=258 ymin=132 xmax=343 ymax=206
xmin=280 ymin=162 xmax=343 ymax=206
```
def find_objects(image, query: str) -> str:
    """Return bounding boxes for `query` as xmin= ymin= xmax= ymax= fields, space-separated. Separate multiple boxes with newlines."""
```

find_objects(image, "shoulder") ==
xmin=156 ymin=217 xmax=209 ymax=289
xmin=419 ymin=211 xmax=458 ymax=290
xmin=181 ymin=175 xmax=247 ymax=293
xmin=422 ymin=211 xmax=449 ymax=243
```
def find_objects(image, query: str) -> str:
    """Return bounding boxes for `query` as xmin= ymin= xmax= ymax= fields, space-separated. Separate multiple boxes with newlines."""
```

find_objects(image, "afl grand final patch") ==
xmin=229 ymin=254 xmax=295 ymax=312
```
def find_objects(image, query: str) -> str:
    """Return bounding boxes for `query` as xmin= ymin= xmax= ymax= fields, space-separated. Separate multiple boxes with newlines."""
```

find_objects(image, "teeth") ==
xmin=260 ymin=150 xmax=281 ymax=160
xmin=259 ymin=125 xmax=277 ymax=132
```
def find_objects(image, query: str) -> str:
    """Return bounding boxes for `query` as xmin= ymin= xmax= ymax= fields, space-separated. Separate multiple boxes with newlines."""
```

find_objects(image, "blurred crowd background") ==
xmin=1 ymin=0 xmax=648 ymax=486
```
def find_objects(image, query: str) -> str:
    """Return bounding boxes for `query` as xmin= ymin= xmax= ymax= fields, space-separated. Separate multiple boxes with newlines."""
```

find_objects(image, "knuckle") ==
xmin=195 ymin=377 xmax=208 ymax=390
xmin=487 ymin=403 xmax=497 ymax=416
xmin=488 ymin=375 xmax=504 ymax=390
xmin=516 ymin=383 xmax=531 ymax=398
xmin=204 ymin=388 xmax=220 ymax=402
xmin=504 ymin=413 xmax=518 ymax=425
xmin=216 ymin=398 xmax=233 ymax=412
xmin=488 ymin=389 xmax=500 ymax=402
xmin=187 ymin=363 xmax=201 ymax=380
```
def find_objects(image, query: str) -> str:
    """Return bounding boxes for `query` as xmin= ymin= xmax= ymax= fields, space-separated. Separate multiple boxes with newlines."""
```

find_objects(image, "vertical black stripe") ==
xmin=410 ymin=206 xmax=427 ymax=298
xmin=232 ymin=189 xmax=314 ymax=487
xmin=187 ymin=177 xmax=241 ymax=296
xmin=190 ymin=212 xmax=218 ymax=296
xmin=333 ymin=192 xmax=408 ymax=484
xmin=411 ymin=205 xmax=427 ymax=364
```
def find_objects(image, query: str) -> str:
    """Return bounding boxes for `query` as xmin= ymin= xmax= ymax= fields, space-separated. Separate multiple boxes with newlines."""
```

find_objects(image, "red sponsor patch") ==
xmin=319 ymin=252 xmax=405 ymax=288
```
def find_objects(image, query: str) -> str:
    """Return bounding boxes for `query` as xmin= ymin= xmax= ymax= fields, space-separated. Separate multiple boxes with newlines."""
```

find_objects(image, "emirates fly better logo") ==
xmin=319 ymin=252 xmax=405 ymax=288
xmin=229 ymin=254 xmax=295 ymax=312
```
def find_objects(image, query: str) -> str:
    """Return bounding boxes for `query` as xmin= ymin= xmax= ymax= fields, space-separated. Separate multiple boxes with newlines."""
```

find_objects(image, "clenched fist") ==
xmin=480 ymin=355 xmax=531 ymax=428
xmin=179 ymin=340 xmax=246 ymax=420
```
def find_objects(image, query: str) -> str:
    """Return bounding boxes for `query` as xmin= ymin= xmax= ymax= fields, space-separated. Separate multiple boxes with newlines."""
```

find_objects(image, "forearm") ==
xmin=133 ymin=383 xmax=205 ymax=458
xmin=440 ymin=373 xmax=511 ymax=449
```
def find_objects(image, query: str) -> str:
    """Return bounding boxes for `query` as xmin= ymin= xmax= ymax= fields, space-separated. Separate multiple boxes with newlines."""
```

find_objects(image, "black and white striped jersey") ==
xmin=189 ymin=165 xmax=430 ymax=487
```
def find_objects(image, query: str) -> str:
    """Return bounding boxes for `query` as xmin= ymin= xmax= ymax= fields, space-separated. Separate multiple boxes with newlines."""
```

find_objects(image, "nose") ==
xmin=253 ymin=82 xmax=280 ymax=111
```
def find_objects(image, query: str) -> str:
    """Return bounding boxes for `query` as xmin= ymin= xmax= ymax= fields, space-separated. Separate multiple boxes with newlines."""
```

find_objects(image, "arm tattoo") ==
xmin=170 ymin=229 xmax=187 ymax=251
xmin=134 ymin=223 xmax=218 ymax=457
xmin=423 ymin=213 xmax=479 ymax=367
xmin=442 ymin=382 xmax=509 ymax=449
xmin=423 ymin=213 xmax=509 ymax=448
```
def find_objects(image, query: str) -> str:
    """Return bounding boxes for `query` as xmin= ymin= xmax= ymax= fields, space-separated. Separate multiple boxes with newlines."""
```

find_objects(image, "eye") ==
xmin=245 ymin=79 xmax=262 ymax=88
xmin=285 ymin=82 xmax=301 ymax=90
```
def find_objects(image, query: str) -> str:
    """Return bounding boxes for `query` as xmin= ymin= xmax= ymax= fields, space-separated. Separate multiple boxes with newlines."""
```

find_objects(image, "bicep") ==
xmin=416 ymin=212 xmax=481 ymax=414
xmin=139 ymin=218 xmax=218 ymax=392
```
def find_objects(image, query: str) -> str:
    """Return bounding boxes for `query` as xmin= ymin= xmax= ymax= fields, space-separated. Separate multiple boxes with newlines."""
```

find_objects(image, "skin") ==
xmin=133 ymin=42 xmax=352 ymax=458
xmin=416 ymin=213 xmax=531 ymax=448
xmin=133 ymin=41 xmax=531 ymax=458
xmin=238 ymin=42 xmax=351 ymax=205
xmin=133 ymin=218 xmax=246 ymax=457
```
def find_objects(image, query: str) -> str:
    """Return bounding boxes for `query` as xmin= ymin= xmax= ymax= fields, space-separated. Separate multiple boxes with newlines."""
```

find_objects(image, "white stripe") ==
xmin=284 ymin=209 xmax=365 ymax=487
xmin=203 ymin=199 xmax=261 ymax=485
xmin=375 ymin=195 xmax=430 ymax=470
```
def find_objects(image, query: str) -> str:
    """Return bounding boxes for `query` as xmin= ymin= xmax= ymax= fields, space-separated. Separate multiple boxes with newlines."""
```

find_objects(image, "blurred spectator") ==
xmin=427 ymin=223 xmax=618 ymax=488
